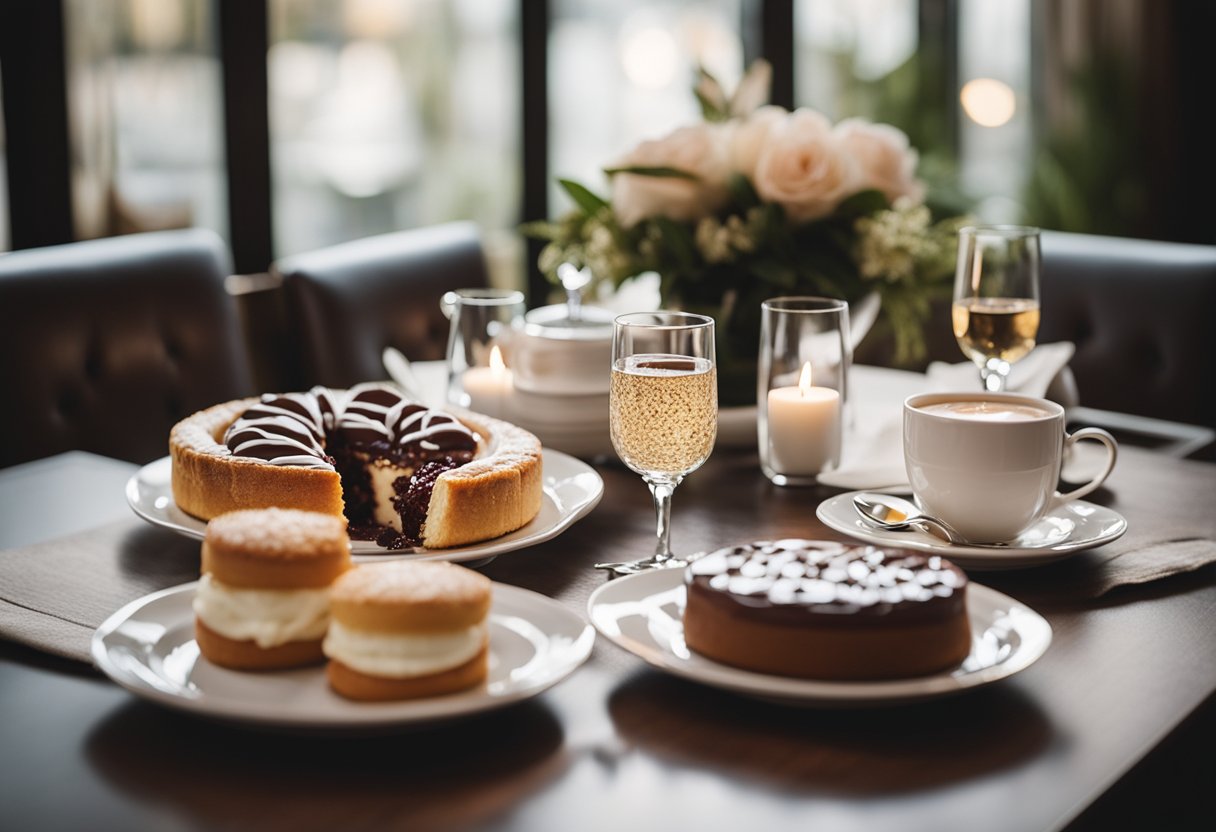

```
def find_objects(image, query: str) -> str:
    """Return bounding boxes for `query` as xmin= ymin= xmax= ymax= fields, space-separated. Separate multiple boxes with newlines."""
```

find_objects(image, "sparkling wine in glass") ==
xmin=597 ymin=312 xmax=717 ymax=575
xmin=952 ymin=225 xmax=1041 ymax=392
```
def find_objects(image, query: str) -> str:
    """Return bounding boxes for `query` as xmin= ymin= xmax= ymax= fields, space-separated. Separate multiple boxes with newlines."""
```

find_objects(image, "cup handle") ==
xmin=1050 ymin=427 xmax=1118 ymax=508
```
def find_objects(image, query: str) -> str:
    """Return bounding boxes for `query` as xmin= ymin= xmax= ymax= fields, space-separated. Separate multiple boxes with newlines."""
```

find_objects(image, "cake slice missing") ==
xmin=169 ymin=383 xmax=542 ymax=550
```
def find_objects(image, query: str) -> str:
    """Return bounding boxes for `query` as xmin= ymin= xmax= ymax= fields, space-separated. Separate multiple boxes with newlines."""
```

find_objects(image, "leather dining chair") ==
xmin=0 ymin=229 xmax=254 ymax=468
xmin=1039 ymin=231 xmax=1216 ymax=431
xmin=277 ymin=221 xmax=490 ymax=389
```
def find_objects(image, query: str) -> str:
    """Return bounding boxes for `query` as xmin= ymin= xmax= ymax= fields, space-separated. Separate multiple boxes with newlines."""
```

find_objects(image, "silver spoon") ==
xmin=852 ymin=493 xmax=1008 ymax=548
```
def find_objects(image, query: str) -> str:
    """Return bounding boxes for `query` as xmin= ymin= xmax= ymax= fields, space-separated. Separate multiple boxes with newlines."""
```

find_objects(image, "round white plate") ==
xmin=92 ymin=581 xmax=595 ymax=731
xmin=587 ymin=569 xmax=1051 ymax=707
xmin=816 ymin=490 xmax=1128 ymax=570
xmin=126 ymin=449 xmax=603 ymax=562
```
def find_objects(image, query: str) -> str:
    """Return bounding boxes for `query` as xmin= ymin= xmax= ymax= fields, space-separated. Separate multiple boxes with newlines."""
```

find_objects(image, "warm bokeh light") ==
xmin=960 ymin=78 xmax=1016 ymax=127
xmin=620 ymin=26 xmax=679 ymax=89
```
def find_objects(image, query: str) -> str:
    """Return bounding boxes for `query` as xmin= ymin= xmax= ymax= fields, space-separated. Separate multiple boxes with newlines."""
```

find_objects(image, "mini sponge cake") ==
xmin=324 ymin=561 xmax=491 ymax=701
xmin=194 ymin=508 xmax=351 ymax=670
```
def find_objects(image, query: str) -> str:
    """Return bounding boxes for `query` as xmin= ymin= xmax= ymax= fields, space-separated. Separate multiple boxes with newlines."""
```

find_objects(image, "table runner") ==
xmin=2 ymin=512 xmax=1213 ymax=665
xmin=0 ymin=519 xmax=199 ymax=663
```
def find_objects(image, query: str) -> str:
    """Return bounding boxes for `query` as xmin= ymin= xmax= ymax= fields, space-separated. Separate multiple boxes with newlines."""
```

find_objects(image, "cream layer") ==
xmin=322 ymin=621 xmax=486 ymax=678
xmin=193 ymin=574 xmax=330 ymax=649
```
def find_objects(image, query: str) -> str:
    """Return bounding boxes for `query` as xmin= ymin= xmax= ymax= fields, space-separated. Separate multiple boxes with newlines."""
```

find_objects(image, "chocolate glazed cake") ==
xmin=170 ymin=383 xmax=543 ymax=550
xmin=683 ymin=540 xmax=972 ymax=680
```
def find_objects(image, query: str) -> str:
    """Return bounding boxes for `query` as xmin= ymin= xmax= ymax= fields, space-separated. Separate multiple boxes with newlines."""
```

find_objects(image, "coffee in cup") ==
xmin=903 ymin=393 xmax=1117 ymax=543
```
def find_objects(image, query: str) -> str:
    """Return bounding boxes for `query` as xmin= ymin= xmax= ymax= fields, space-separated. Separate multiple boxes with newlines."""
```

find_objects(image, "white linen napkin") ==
xmin=818 ymin=342 xmax=1077 ymax=491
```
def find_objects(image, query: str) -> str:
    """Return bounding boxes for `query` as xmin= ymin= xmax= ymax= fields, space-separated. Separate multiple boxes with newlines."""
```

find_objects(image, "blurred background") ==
xmin=1 ymin=0 xmax=1213 ymax=302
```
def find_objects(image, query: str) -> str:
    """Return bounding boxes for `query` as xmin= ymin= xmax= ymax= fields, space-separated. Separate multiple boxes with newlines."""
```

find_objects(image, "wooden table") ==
xmin=1 ymin=448 xmax=1213 ymax=831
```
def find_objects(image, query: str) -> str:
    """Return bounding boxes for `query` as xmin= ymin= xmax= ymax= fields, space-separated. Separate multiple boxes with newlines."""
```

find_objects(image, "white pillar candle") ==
xmin=766 ymin=362 xmax=841 ymax=475
xmin=463 ymin=345 xmax=513 ymax=418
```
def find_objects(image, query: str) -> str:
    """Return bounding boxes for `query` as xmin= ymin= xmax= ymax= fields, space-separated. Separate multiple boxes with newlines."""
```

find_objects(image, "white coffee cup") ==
xmin=903 ymin=392 xmax=1117 ymax=543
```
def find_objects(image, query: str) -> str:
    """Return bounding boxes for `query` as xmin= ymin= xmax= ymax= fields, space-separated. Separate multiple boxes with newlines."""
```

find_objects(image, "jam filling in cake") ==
xmin=223 ymin=384 xmax=478 ymax=549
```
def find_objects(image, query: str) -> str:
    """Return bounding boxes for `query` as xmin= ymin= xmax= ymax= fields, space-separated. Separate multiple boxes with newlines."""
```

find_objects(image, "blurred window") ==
xmin=795 ymin=0 xmax=918 ymax=122
xmin=958 ymin=0 xmax=1031 ymax=222
xmin=268 ymin=0 xmax=521 ymax=260
xmin=63 ymin=0 xmax=227 ymax=242
xmin=548 ymin=0 xmax=743 ymax=211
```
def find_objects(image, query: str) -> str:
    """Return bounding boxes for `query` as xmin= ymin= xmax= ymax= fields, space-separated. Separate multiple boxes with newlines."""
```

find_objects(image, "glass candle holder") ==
xmin=757 ymin=297 xmax=851 ymax=486
xmin=442 ymin=288 xmax=526 ymax=417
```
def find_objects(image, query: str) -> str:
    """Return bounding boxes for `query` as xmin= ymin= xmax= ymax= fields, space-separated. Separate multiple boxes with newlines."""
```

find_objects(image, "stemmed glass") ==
xmin=952 ymin=225 xmax=1042 ymax=392
xmin=596 ymin=312 xmax=717 ymax=575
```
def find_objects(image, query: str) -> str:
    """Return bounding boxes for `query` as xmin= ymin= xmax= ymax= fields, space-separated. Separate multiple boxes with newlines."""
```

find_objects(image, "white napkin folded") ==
xmin=818 ymin=342 xmax=1077 ymax=491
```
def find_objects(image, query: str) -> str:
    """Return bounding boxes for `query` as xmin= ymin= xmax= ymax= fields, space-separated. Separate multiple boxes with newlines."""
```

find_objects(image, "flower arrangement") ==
xmin=525 ymin=62 xmax=969 ymax=406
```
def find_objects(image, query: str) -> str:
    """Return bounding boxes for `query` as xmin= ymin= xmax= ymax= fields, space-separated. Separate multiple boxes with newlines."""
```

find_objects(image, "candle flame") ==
xmin=489 ymin=344 xmax=507 ymax=373
xmin=798 ymin=361 xmax=813 ymax=395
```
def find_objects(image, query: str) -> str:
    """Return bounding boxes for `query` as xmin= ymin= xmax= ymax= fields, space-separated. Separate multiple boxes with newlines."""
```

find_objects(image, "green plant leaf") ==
xmin=694 ymin=66 xmax=729 ymax=121
xmin=557 ymin=178 xmax=609 ymax=216
xmin=727 ymin=173 xmax=761 ymax=209
xmin=834 ymin=189 xmax=890 ymax=219
xmin=651 ymin=217 xmax=698 ymax=270
xmin=603 ymin=165 xmax=700 ymax=181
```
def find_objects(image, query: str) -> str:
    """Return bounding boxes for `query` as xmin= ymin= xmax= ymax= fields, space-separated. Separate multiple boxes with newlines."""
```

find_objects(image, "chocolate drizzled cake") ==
xmin=683 ymin=540 xmax=972 ymax=680
xmin=169 ymin=383 xmax=543 ymax=551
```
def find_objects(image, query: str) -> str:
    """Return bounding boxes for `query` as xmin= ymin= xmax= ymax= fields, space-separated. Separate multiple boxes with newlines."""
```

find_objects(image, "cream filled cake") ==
xmin=169 ymin=383 xmax=542 ymax=550
xmin=683 ymin=540 xmax=972 ymax=680
xmin=193 ymin=508 xmax=352 ymax=670
xmin=324 ymin=560 xmax=491 ymax=701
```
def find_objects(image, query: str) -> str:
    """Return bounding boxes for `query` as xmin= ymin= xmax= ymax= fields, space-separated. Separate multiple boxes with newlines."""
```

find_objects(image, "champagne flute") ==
xmin=952 ymin=225 xmax=1042 ymax=392
xmin=596 ymin=312 xmax=717 ymax=575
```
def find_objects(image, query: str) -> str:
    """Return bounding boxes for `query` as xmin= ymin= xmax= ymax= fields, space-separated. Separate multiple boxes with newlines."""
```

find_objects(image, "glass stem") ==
xmin=647 ymin=478 xmax=678 ymax=560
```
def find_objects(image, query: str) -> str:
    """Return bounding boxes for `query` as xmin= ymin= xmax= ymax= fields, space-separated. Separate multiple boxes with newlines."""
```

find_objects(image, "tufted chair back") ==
xmin=277 ymin=222 xmax=490 ymax=389
xmin=0 ymin=229 xmax=254 ymax=468
xmin=1039 ymin=231 xmax=1216 ymax=430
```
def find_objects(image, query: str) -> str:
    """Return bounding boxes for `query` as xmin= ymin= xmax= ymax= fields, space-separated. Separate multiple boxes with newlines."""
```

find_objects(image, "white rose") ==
xmin=753 ymin=108 xmax=859 ymax=224
xmin=728 ymin=105 xmax=788 ymax=183
xmin=609 ymin=124 xmax=731 ymax=228
xmin=834 ymin=118 xmax=925 ymax=204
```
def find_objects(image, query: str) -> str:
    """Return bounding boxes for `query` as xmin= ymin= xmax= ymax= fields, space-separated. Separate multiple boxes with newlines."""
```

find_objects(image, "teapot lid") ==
xmin=524 ymin=304 xmax=614 ymax=341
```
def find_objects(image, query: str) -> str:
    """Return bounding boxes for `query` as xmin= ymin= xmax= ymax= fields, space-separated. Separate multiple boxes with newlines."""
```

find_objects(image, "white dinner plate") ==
xmin=587 ymin=569 xmax=1051 ymax=707
xmin=92 ymin=581 xmax=595 ymax=731
xmin=815 ymin=490 xmax=1128 ymax=570
xmin=126 ymin=449 xmax=603 ymax=562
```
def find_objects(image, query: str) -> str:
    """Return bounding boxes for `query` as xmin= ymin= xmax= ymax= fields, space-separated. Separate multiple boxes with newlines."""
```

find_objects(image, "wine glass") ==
xmin=596 ymin=312 xmax=717 ymax=575
xmin=952 ymin=225 xmax=1042 ymax=392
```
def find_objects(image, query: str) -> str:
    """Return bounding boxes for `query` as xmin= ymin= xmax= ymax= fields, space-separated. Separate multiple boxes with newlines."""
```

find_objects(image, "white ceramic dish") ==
xmin=127 ymin=449 xmax=603 ymax=562
xmin=587 ymin=569 xmax=1051 ymax=707
xmin=92 ymin=581 xmax=595 ymax=731
xmin=815 ymin=490 xmax=1128 ymax=570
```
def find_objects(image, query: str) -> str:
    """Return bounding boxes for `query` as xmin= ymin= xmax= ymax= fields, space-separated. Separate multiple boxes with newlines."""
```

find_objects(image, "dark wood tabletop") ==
xmin=1 ymin=447 xmax=1214 ymax=831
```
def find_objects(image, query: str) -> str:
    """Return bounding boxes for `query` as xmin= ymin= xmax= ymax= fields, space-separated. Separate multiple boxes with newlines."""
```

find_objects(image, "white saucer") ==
xmin=587 ymin=569 xmax=1051 ymax=707
xmin=816 ymin=490 xmax=1128 ymax=570
xmin=92 ymin=581 xmax=595 ymax=732
xmin=126 ymin=449 xmax=603 ymax=562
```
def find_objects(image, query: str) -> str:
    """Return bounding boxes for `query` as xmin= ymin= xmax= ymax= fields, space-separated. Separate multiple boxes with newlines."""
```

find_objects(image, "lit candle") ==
xmin=766 ymin=362 xmax=841 ymax=475
xmin=462 ymin=345 xmax=513 ymax=418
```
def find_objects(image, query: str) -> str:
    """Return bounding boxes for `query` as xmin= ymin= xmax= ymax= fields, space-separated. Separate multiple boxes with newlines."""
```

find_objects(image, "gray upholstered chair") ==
xmin=0 ymin=229 xmax=254 ymax=468
xmin=1038 ymin=231 xmax=1216 ymax=431
xmin=276 ymin=222 xmax=490 ymax=389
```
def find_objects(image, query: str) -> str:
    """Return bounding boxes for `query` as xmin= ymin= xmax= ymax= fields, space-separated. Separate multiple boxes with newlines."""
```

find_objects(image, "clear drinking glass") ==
xmin=952 ymin=225 xmax=1042 ymax=393
xmin=442 ymin=288 xmax=526 ymax=414
xmin=757 ymin=297 xmax=850 ymax=486
xmin=597 ymin=312 xmax=717 ymax=575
